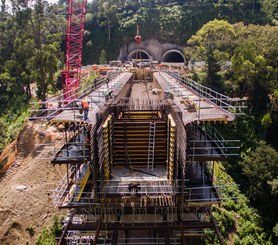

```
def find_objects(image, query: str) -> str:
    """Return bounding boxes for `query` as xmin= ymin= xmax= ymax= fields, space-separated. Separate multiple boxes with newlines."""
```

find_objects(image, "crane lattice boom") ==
xmin=62 ymin=0 xmax=87 ymax=102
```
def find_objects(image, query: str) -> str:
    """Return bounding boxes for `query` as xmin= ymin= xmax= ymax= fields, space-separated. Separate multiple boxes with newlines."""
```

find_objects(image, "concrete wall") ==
xmin=118 ymin=39 xmax=186 ymax=62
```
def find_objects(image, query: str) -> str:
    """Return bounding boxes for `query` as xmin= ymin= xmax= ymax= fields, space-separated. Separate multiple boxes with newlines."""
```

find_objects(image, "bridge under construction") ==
xmin=30 ymin=63 xmax=242 ymax=245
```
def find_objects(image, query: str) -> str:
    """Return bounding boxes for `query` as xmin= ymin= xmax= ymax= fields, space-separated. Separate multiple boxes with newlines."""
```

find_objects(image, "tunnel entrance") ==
xmin=128 ymin=49 xmax=151 ymax=60
xmin=161 ymin=50 xmax=185 ymax=63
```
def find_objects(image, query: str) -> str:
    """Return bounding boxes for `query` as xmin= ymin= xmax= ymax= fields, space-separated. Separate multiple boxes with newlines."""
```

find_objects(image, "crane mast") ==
xmin=62 ymin=0 xmax=87 ymax=103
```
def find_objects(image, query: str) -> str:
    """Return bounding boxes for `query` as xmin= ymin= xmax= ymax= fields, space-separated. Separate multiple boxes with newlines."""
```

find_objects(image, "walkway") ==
xmin=154 ymin=72 xmax=235 ymax=125
xmin=51 ymin=72 xmax=133 ymax=125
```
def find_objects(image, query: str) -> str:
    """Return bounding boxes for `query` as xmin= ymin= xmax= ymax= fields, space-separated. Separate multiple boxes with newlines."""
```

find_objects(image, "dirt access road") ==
xmin=0 ymin=121 xmax=65 ymax=245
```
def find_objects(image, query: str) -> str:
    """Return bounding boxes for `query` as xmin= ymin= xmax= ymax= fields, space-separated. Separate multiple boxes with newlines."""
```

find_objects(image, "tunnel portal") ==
xmin=128 ymin=49 xmax=151 ymax=60
xmin=161 ymin=50 xmax=185 ymax=63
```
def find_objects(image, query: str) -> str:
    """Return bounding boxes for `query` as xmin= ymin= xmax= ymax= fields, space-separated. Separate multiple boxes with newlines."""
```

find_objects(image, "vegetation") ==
xmin=0 ymin=97 xmax=29 ymax=152
xmin=99 ymin=49 xmax=107 ymax=64
xmin=81 ymin=0 xmax=278 ymax=64
xmin=185 ymin=19 xmax=236 ymax=91
xmin=239 ymin=141 xmax=278 ymax=237
xmin=205 ymin=163 xmax=272 ymax=244
xmin=27 ymin=225 xmax=35 ymax=237
xmin=0 ymin=0 xmax=277 ymax=244
xmin=36 ymin=215 xmax=63 ymax=245
xmin=186 ymin=19 xmax=278 ymax=243
xmin=0 ymin=0 xmax=66 ymax=152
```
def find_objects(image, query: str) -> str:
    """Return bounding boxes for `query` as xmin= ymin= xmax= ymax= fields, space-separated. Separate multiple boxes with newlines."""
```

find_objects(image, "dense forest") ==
xmin=0 ymin=0 xmax=278 ymax=244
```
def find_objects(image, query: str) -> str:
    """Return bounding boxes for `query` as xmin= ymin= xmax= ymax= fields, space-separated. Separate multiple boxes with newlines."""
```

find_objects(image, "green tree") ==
xmin=240 ymin=141 xmax=278 ymax=234
xmin=205 ymin=163 xmax=272 ymax=244
xmin=231 ymin=24 xmax=278 ymax=114
xmin=269 ymin=178 xmax=278 ymax=238
xmin=28 ymin=0 xmax=65 ymax=101
xmin=269 ymin=178 xmax=278 ymax=195
xmin=261 ymin=112 xmax=272 ymax=139
xmin=186 ymin=19 xmax=236 ymax=91
xmin=159 ymin=5 xmax=182 ymax=42
xmin=97 ymin=0 xmax=120 ymax=45
xmin=99 ymin=49 xmax=107 ymax=64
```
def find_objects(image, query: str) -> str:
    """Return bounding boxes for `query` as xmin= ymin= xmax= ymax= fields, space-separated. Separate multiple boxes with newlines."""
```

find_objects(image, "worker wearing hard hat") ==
xmin=81 ymin=99 xmax=90 ymax=120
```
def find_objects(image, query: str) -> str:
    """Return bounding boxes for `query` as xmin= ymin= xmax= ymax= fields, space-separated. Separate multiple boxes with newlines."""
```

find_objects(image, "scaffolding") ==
xmin=58 ymin=204 xmax=222 ymax=244
xmin=32 ymin=67 xmax=243 ymax=245
xmin=29 ymin=70 xmax=122 ymax=121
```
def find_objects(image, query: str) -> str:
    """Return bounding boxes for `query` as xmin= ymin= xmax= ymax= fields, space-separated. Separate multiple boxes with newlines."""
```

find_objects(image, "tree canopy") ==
xmin=0 ymin=0 xmax=278 ymax=243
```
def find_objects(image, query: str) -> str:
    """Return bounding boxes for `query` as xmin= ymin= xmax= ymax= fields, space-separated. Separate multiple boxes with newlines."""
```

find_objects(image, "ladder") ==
xmin=147 ymin=122 xmax=156 ymax=171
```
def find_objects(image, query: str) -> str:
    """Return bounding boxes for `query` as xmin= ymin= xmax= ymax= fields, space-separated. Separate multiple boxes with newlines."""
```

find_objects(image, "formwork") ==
xmin=30 ymin=67 xmax=242 ymax=244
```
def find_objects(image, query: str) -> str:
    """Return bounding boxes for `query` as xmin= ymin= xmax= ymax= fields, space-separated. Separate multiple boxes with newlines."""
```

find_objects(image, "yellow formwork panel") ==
xmin=76 ymin=169 xmax=91 ymax=202
xmin=102 ymin=115 xmax=112 ymax=128
xmin=124 ymin=111 xmax=159 ymax=115
xmin=167 ymin=114 xmax=176 ymax=182
xmin=123 ymin=116 xmax=156 ymax=119
xmin=104 ymin=166 xmax=110 ymax=180
xmin=102 ymin=115 xmax=112 ymax=181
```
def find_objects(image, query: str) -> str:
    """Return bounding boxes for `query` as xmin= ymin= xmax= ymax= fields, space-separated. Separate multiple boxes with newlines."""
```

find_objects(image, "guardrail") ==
xmin=29 ymin=70 xmax=122 ymax=120
xmin=166 ymin=71 xmax=246 ymax=115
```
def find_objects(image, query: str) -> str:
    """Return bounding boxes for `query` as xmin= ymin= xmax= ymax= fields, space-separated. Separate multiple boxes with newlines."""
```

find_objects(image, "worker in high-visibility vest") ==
xmin=81 ymin=99 xmax=90 ymax=120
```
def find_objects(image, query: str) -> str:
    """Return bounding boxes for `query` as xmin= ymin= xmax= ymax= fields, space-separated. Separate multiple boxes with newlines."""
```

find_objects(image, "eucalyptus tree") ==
xmin=232 ymin=23 xmax=278 ymax=114
xmin=0 ymin=0 xmax=66 ymax=103
xmin=26 ymin=0 xmax=66 ymax=101
xmin=97 ymin=0 xmax=121 ymax=45
xmin=159 ymin=4 xmax=182 ymax=42
xmin=186 ymin=19 xmax=236 ymax=92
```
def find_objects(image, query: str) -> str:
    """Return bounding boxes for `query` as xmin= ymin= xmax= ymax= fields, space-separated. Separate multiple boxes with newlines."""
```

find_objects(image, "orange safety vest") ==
xmin=81 ymin=99 xmax=89 ymax=109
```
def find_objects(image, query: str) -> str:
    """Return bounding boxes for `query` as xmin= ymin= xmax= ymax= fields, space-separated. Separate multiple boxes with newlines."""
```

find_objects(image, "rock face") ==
xmin=118 ymin=38 xmax=186 ymax=62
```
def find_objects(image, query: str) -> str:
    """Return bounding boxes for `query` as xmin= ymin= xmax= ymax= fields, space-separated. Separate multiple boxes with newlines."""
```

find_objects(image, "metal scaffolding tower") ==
xmin=28 ymin=47 xmax=244 ymax=244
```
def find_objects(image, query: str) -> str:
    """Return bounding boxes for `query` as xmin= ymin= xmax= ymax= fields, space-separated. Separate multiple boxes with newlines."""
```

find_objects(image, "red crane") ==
xmin=62 ymin=0 xmax=87 ymax=103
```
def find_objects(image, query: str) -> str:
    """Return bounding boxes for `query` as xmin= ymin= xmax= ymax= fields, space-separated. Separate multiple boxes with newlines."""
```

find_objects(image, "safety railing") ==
xmin=51 ymin=166 xmax=77 ymax=208
xmin=101 ymin=180 xmax=176 ymax=195
xmin=188 ymin=124 xmax=240 ymax=159
xmin=184 ymin=184 xmax=239 ymax=205
xmin=29 ymin=70 xmax=122 ymax=120
xmin=35 ymin=124 xmax=90 ymax=161
xmin=166 ymin=71 xmax=246 ymax=115
xmin=188 ymin=140 xmax=240 ymax=158
xmin=65 ymin=231 xmax=96 ymax=245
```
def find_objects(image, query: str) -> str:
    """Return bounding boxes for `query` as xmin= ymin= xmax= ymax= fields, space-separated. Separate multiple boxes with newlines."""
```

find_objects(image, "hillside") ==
xmin=0 ymin=0 xmax=277 ymax=244
xmin=0 ymin=122 xmax=65 ymax=245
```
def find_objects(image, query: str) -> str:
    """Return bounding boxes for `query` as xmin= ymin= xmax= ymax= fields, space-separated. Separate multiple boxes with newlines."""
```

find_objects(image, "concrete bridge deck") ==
xmin=49 ymin=70 xmax=236 ymax=128
xmin=50 ymin=72 xmax=133 ymax=125
xmin=154 ymin=72 xmax=235 ymax=125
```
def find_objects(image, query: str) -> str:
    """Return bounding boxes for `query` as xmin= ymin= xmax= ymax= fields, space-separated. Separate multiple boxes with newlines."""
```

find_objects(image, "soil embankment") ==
xmin=0 ymin=121 xmax=65 ymax=245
